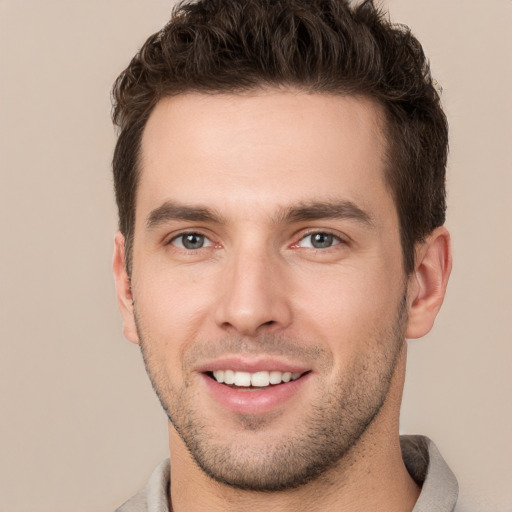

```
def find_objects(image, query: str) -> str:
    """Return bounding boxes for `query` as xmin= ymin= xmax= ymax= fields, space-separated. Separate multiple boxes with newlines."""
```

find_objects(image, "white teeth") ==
xmin=213 ymin=370 xmax=224 ymax=383
xmin=211 ymin=370 xmax=303 ymax=387
xmin=269 ymin=371 xmax=282 ymax=385
xmin=233 ymin=371 xmax=251 ymax=387
xmin=224 ymin=370 xmax=235 ymax=385
xmin=251 ymin=371 xmax=270 ymax=387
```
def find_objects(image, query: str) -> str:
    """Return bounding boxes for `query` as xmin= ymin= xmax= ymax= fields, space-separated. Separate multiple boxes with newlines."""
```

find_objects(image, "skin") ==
xmin=113 ymin=89 xmax=452 ymax=512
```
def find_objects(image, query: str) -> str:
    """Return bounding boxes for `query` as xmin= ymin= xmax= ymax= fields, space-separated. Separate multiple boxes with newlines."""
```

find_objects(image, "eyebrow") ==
xmin=273 ymin=200 xmax=374 ymax=227
xmin=146 ymin=199 xmax=374 ymax=230
xmin=146 ymin=201 xmax=226 ymax=229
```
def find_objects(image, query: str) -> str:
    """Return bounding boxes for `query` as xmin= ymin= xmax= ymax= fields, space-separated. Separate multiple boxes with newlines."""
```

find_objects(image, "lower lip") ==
xmin=201 ymin=373 xmax=311 ymax=415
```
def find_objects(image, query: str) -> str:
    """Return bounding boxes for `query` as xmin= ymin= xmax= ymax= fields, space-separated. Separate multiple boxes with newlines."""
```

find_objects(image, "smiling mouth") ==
xmin=206 ymin=370 xmax=310 ymax=389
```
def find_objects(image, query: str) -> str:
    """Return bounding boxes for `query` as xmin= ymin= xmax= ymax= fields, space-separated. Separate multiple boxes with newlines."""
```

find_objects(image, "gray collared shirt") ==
xmin=115 ymin=435 xmax=459 ymax=512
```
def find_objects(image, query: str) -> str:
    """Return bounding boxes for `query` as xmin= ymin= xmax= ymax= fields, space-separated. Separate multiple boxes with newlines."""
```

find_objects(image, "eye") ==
xmin=297 ymin=232 xmax=341 ymax=249
xmin=170 ymin=233 xmax=213 ymax=250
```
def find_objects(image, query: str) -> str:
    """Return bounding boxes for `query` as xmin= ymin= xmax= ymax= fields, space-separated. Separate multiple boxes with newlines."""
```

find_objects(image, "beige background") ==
xmin=1 ymin=0 xmax=511 ymax=511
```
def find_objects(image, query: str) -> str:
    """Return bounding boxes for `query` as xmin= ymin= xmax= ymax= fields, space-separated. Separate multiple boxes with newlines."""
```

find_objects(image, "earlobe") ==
xmin=406 ymin=227 xmax=452 ymax=339
xmin=113 ymin=232 xmax=140 ymax=344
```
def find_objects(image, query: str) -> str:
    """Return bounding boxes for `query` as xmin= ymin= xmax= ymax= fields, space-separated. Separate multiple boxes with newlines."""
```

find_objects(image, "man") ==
xmin=111 ymin=0 xmax=457 ymax=510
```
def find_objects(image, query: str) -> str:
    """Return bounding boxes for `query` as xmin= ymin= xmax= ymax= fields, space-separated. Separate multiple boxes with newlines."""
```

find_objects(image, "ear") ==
xmin=113 ymin=232 xmax=139 ymax=344
xmin=406 ymin=226 xmax=452 ymax=339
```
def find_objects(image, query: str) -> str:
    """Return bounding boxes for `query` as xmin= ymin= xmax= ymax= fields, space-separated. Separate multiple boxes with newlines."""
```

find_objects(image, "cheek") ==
xmin=291 ymin=261 xmax=403 ymax=353
xmin=132 ymin=262 xmax=220 ymax=347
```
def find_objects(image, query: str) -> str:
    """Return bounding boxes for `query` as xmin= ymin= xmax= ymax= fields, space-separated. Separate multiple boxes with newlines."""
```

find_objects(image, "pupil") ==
xmin=183 ymin=234 xmax=204 ymax=249
xmin=312 ymin=233 xmax=333 ymax=248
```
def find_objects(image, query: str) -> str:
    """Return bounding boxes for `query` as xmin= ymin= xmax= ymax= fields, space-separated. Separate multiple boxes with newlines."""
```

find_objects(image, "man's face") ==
xmin=123 ymin=90 xmax=410 ymax=490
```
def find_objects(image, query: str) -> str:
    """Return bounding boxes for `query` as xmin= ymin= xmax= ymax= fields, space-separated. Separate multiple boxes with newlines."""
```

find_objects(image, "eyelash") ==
xmin=292 ymin=230 xmax=347 ymax=250
xmin=167 ymin=229 xmax=347 ymax=254
xmin=168 ymin=231 xmax=216 ymax=251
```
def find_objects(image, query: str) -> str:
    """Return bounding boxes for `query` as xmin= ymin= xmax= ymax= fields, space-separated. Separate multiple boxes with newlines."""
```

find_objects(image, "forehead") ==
xmin=137 ymin=90 xmax=393 ymax=224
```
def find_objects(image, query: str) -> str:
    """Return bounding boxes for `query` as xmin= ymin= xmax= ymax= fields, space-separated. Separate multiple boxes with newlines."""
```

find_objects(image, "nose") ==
xmin=214 ymin=246 xmax=293 ymax=337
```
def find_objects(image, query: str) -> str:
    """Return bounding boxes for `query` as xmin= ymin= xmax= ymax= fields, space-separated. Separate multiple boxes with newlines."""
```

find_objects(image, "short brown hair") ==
xmin=112 ymin=0 xmax=448 ymax=274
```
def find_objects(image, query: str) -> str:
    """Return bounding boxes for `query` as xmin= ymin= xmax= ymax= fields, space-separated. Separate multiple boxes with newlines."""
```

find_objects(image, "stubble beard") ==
xmin=135 ymin=295 xmax=408 ymax=492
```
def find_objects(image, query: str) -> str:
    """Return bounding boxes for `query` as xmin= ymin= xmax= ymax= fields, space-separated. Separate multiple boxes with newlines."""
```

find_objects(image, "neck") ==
xmin=168 ymin=345 xmax=419 ymax=512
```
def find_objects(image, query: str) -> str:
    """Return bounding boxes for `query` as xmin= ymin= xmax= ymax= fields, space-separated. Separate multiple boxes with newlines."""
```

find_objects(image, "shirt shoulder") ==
xmin=115 ymin=488 xmax=147 ymax=512
xmin=114 ymin=459 xmax=171 ymax=512
xmin=401 ymin=435 xmax=459 ymax=512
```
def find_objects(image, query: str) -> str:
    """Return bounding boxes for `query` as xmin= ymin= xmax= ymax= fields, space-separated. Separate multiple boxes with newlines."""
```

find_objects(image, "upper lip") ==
xmin=195 ymin=356 xmax=311 ymax=374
